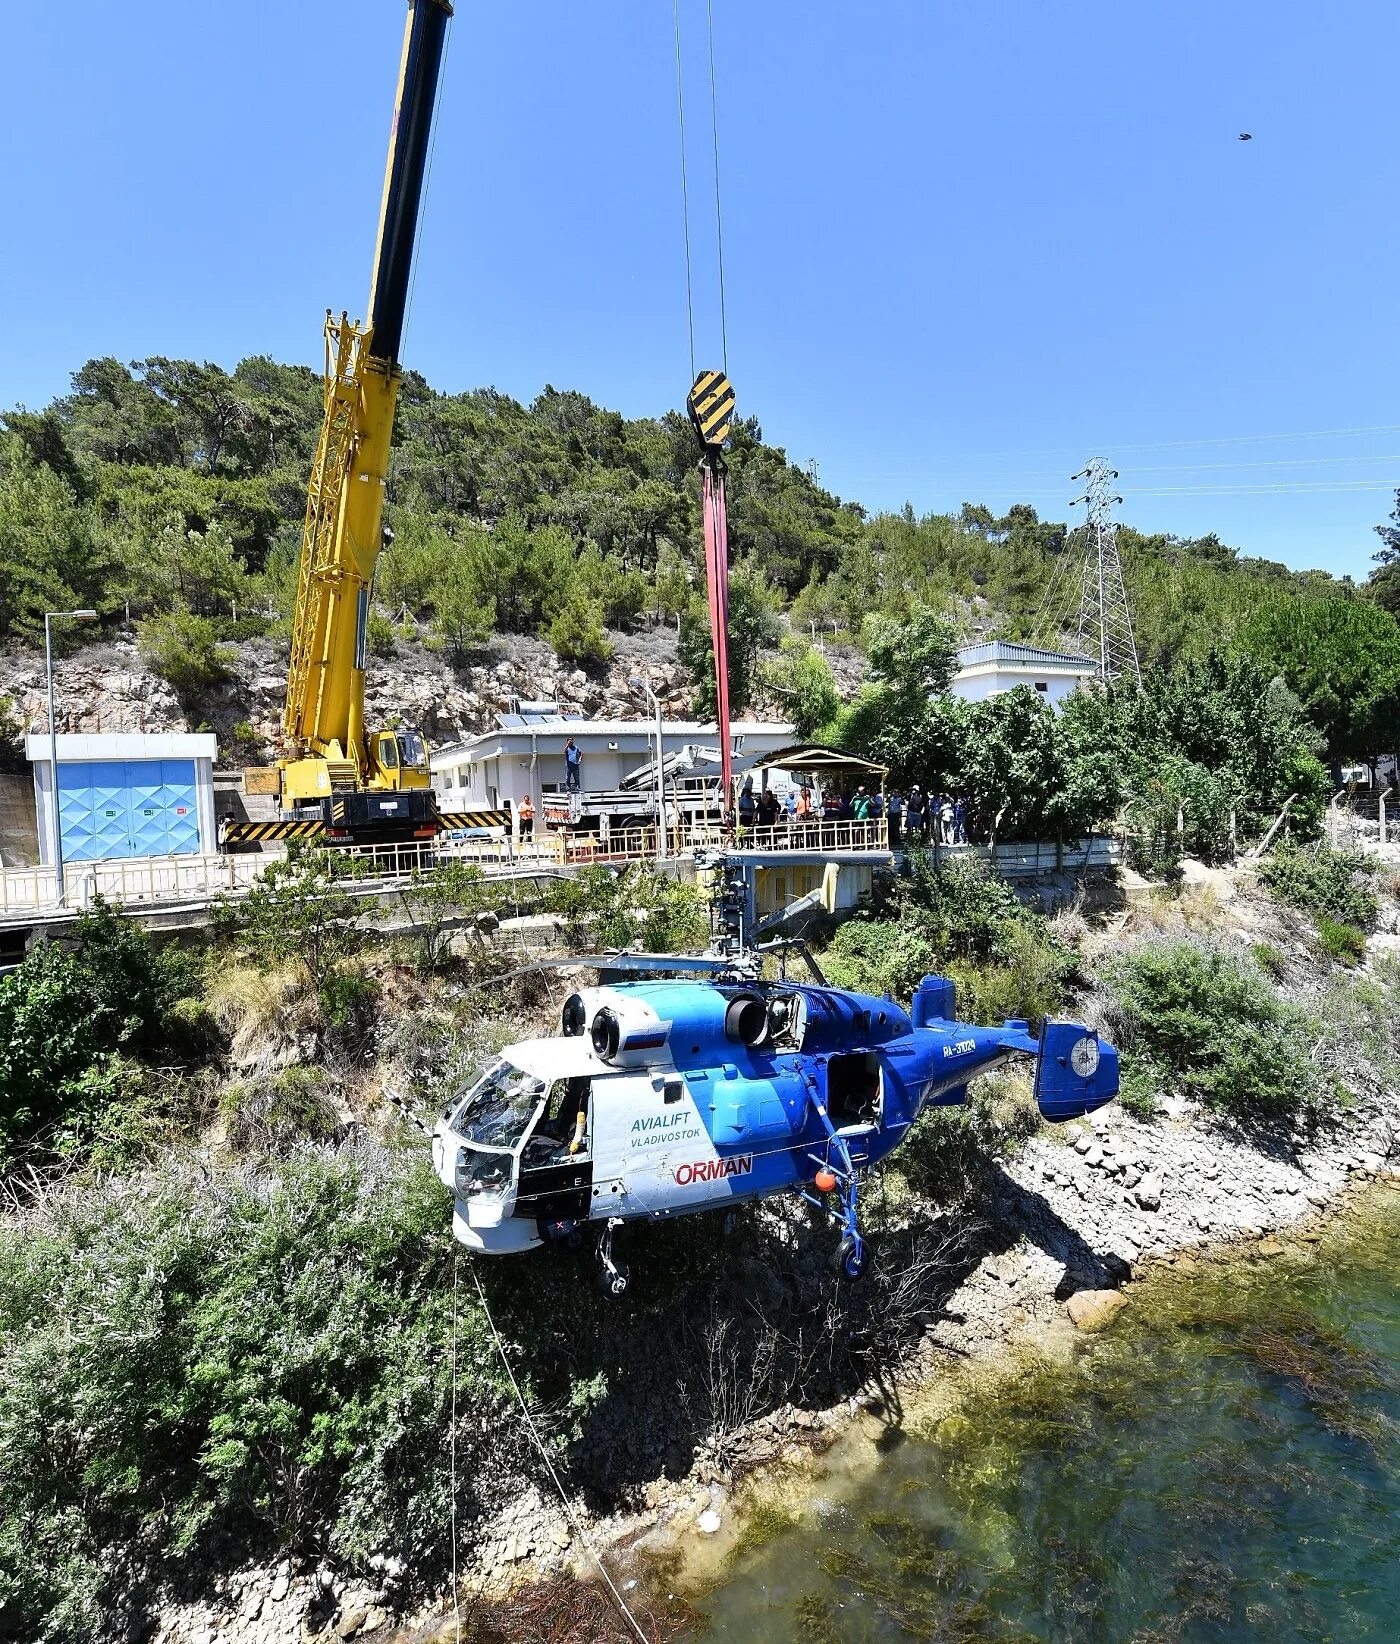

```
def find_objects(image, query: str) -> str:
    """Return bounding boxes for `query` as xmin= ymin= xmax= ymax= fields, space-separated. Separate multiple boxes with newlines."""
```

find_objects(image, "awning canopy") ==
xmin=746 ymin=742 xmax=889 ymax=782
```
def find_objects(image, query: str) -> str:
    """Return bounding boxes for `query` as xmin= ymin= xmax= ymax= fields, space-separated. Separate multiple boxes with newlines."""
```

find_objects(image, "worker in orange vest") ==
xmin=518 ymin=792 xmax=535 ymax=840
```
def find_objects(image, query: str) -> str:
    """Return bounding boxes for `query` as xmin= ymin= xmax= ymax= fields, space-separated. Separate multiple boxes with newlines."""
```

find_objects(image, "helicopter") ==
xmin=431 ymin=961 xmax=1119 ymax=1295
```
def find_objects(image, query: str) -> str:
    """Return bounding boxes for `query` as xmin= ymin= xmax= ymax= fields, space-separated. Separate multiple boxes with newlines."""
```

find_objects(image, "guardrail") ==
xmin=0 ymin=827 xmax=1118 ymax=921
xmin=1 ymin=852 xmax=264 ymax=916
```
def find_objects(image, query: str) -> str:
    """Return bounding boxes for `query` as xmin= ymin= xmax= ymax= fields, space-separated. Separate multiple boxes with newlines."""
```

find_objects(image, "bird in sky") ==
xmin=1239 ymin=132 xmax=1253 ymax=141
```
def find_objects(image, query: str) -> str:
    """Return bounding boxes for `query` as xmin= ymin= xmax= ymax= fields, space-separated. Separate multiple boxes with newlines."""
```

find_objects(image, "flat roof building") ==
xmin=431 ymin=706 xmax=793 ymax=813
xmin=949 ymin=641 xmax=1098 ymax=711
xmin=27 ymin=732 xmax=219 ymax=864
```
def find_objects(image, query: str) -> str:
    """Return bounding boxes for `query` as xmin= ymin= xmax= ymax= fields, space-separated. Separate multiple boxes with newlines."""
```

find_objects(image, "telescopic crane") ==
xmin=277 ymin=0 xmax=451 ymax=841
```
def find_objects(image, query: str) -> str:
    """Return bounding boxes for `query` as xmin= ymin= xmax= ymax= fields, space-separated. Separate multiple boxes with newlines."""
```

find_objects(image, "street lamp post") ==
xmin=45 ymin=609 xmax=98 ymax=906
xmin=628 ymin=677 xmax=667 ymax=861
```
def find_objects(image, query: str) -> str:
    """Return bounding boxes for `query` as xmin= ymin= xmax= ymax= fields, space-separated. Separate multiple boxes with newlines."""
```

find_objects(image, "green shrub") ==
xmin=220 ymin=1067 xmax=340 ymax=1152
xmin=1315 ymin=917 xmax=1367 ymax=965
xmin=547 ymin=592 xmax=613 ymax=668
xmin=137 ymin=609 xmax=234 ymax=702
xmin=1114 ymin=1058 xmax=1159 ymax=1121
xmin=1103 ymin=940 xmax=1332 ymax=1128
xmin=366 ymin=608 xmax=397 ymax=657
xmin=1250 ymin=941 xmax=1286 ymax=980
xmin=395 ymin=861 xmax=509 ymax=974
xmin=215 ymin=842 xmax=366 ymax=1016
xmin=0 ymin=902 xmax=197 ymax=1162
xmin=822 ymin=854 xmax=1073 ymax=1025
xmin=548 ymin=864 xmax=707 ymax=953
xmin=0 ymin=1148 xmax=519 ymax=1642
xmin=1259 ymin=840 xmax=1379 ymax=930
xmin=894 ymin=1074 xmax=1041 ymax=1207
xmin=1318 ymin=968 xmax=1400 ymax=1087
xmin=948 ymin=919 xmax=1074 ymax=1029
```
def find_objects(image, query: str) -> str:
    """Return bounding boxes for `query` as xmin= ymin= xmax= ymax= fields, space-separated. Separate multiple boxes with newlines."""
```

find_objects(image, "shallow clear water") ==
xmin=694 ymin=1191 xmax=1400 ymax=1643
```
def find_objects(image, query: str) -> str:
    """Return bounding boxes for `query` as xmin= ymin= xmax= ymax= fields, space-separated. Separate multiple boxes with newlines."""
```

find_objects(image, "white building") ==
xmin=28 ymin=732 xmax=220 ymax=864
xmin=431 ymin=706 xmax=793 ymax=815
xmin=949 ymin=641 xmax=1098 ymax=710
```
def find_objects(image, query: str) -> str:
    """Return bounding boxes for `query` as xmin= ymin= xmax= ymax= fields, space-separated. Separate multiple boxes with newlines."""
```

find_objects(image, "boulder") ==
xmin=1135 ymin=1174 xmax=1163 ymax=1212
xmin=1066 ymin=1290 xmax=1128 ymax=1332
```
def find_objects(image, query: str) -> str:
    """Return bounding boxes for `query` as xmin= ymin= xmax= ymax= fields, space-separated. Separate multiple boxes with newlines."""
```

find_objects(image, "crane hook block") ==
xmin=687 ymin=369 xmax=736 ymax=450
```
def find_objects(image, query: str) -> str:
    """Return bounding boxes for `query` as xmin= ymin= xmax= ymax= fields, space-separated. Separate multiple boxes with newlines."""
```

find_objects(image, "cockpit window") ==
xmin=397 ymin=730 xmax=426 ymax=768
xmin=453 ymin=1060 xmax=547 ymax=1148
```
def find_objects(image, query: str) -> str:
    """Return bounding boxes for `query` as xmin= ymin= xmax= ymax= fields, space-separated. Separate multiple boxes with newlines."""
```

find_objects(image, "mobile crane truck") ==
xmin=234 ymin=0 xmax=498 ymax=847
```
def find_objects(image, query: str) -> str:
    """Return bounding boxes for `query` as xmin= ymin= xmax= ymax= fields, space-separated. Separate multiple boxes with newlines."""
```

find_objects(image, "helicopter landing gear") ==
xmin=596 ymin=1218 xmax=629 ymax=1297
xmin=836 ymin=1233 xmax=867 ymax=1281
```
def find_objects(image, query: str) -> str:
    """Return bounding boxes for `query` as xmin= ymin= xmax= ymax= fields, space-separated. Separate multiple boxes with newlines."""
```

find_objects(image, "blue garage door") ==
xmin=58 ymin=760 xmax=202 ymax=862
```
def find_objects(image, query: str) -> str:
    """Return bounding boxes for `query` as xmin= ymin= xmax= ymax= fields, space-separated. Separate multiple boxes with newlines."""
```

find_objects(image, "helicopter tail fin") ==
xmin=1033 ymin=1021 xmax=1119 ymax=1122
xmin=911 ymin=974 xmax=956 ymax=1028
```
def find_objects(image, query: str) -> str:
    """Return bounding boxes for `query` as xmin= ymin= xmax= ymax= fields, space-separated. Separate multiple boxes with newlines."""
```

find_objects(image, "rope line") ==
xmin=450 ymin=1248 xmax=462 ymax=1644
xmin=673 ymin=0 xmax=697 ymax=382
xmin=468 ymin=1262 xmax=651 ymax=1644
xmin=705 ymin=0 xmax=729 ymax=375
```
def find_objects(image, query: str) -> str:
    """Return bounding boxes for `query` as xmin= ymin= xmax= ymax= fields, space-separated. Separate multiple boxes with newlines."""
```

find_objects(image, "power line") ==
xmin=927 ymin=422 xmax=1400 ymax=467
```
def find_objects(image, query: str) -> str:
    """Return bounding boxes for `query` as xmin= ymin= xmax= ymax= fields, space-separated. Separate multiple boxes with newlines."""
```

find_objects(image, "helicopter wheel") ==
xmin=597 ymin=1259 xmax=629 ymax=1297
xmin=836 ymin=1234 xmax=867 ymax=1281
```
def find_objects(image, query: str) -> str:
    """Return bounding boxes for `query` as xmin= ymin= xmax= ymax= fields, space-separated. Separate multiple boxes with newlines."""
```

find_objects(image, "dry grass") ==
xmin=1126 ymin=882 xmax=1225 ymax=938
xmin=205 ymin=961 xmax=318 ymax=1074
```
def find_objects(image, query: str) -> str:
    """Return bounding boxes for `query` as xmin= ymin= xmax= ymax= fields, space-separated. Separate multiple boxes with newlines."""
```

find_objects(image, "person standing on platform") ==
xmin=906 ymin=786 xmax=925 ymax=844
xmin=887 ymin=789 xmax=904 ymax=850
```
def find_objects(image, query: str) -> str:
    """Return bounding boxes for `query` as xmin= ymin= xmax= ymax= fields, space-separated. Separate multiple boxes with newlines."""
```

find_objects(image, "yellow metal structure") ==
xmin=278 ymin=0 xmax=451 ymax=813
xmin=280 ymin=316 xmax=419 ymax=802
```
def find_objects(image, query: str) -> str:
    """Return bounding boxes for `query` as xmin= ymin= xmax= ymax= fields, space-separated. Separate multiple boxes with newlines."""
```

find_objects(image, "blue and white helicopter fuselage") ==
xmin=432 ymin=972 xmax=1118 ymax=1291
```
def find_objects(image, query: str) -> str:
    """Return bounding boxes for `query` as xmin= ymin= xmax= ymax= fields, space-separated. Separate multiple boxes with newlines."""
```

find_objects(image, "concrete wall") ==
xmin=0 ymin=772 xmax=39 ymax=867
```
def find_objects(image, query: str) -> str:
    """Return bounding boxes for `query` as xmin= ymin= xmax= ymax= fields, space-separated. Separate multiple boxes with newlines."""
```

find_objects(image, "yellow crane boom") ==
xmin=279 ymin=0 xmax=452 ymax=838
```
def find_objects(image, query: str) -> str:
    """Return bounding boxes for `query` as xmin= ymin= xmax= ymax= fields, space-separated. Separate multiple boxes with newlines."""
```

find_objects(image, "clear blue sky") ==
xmin=4 ymin=1 xmax=1397 ymax=578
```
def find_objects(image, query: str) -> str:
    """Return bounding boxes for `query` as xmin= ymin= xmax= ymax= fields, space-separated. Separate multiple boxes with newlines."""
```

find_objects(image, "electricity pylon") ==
xmin=1069 ymin=458 xmax=1141 ymax=686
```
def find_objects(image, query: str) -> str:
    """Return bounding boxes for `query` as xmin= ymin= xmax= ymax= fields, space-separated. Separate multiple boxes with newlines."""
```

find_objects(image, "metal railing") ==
xmin=0 ymin=826 xmax=1118 ymax=921
xmin=1 ymin=852 xmax=264 ymax=915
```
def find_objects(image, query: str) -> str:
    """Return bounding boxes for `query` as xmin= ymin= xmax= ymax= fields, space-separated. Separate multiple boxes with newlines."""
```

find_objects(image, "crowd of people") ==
xmin=735 ymin=778 xmax=969 ymax=847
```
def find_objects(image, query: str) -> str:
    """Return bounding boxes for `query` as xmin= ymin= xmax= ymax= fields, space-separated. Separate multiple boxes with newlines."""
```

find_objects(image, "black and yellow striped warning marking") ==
xmin=224 ymin=820 xmax=326 ymax=843
xmin=225 ymin=810 xmax=508 ymax=845
xmin=437 ymin=810 xmax=509 ymax=831
xmin=687 ymin=369 xmax=735 ymax=448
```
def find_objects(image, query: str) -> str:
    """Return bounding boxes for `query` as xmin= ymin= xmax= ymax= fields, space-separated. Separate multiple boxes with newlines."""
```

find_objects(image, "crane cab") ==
xmin=371 ymin=728 xmax=431 ymax=793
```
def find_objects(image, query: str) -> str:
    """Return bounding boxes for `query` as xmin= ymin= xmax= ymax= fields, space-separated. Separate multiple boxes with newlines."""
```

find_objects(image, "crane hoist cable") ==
xmin=675 ymin=0 xmax=738 ymax=820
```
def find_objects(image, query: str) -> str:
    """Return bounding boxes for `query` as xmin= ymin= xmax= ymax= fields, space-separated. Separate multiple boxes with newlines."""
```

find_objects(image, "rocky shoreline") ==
xmin=148 ymin=1084 xmax=1399 ymax=1644
xmin=128 ymin=863 xmax=1400 ymax=1644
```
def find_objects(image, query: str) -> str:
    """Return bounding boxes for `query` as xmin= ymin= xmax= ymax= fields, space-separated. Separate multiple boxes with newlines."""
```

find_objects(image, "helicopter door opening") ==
xmin=515 ymin=1077 xmax=594 ymax=1223
xmin=826 ymin=1053 xmax=882 ymax=1129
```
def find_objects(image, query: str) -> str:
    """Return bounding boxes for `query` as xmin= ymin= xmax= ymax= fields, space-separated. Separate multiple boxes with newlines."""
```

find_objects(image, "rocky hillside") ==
xmin=0 ymin=624 xmax=868 ymax=765
xmin=0 ymin=629 xmax=703 ymax=760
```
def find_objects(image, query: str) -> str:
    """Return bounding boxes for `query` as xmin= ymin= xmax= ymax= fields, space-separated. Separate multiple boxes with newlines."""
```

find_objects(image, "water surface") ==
xmin=694 ymin=1191 xmax=1400 ymax=1642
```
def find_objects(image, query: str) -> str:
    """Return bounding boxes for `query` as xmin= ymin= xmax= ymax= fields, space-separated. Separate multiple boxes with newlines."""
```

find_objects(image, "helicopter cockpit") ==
xmin=440 ymin=1059 xmax=546 ymax=1205
xmin=436 ymin=1041 xmax=605 ymax=1245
